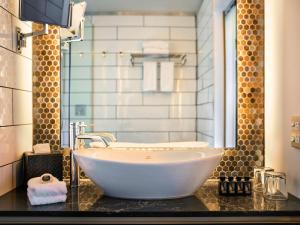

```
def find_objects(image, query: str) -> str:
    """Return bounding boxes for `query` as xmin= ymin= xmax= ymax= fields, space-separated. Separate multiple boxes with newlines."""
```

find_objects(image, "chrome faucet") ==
xmin=69 ymin=122 xmax=116 ymax=187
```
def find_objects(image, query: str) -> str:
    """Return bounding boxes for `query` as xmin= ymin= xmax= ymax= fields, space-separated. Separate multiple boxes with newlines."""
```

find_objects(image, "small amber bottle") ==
xmin=218 ymin=176 xmax=227 ymax=195
xmin=236 ymin=176 xmax=244 ymax=195
xmin=227 ymin=176 xmax=236 ymax=195
xmin=243 ymin=176 xmax=252 ymax=195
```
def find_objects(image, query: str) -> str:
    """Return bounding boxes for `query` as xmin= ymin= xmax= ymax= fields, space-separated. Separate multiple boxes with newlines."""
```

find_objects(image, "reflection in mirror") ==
xmin=60 ymin=0 xmax=237 ymax=149
xmin=213 ymin=0 xmax=237 ymax=148
xmin=224 ymin=2 xmax=237 ymax=148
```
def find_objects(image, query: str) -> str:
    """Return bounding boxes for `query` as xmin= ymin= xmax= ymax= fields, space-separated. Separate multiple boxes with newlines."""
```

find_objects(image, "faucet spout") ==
xmin=76 ymin=134 xmax=110 ymax=147
xmin=69 ymin=122 xmax=115 ymax=188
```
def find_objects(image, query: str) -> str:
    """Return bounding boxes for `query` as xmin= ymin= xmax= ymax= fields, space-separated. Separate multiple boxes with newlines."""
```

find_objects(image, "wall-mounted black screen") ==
xmin=20 ymin=0 xmax=71 ymax=28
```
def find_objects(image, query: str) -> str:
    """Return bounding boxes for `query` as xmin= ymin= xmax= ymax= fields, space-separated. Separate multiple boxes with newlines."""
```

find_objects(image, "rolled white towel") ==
xmin=28 ymin=191 xmax=67 ymax=206
xmin=27 ymin=175 xmax=67 ymax=197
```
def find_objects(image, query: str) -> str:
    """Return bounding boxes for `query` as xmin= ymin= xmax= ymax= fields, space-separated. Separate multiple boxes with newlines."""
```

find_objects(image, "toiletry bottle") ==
xmin=236 ymin=176 xmax=244 ymax=195
xmin=227 ymin=176 xmax=236 ymax=195
xmin=243 ymin=176 xmax=252 ymax=195
xmin=219 ymin=176 xmax=227 ymax=195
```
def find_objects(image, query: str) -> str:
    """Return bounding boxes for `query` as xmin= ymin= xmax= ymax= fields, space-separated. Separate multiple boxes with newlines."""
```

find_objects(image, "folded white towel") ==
xmin=143 ymin=41 xmax=169 ymax=50
xmin=160 ymin=61 xmax=174 ymax=92
xmin=27 ymin=176 xmax=67 ymax=197
xmin=143 ymin=48 xmax=169 ymax=54
xmin=28 ymin=191 xmax=67 ymax=206
xmin=143 ymin=61 xmax=157 ymax=91
xmin=33 ymin=143 xmax=51 ymax=154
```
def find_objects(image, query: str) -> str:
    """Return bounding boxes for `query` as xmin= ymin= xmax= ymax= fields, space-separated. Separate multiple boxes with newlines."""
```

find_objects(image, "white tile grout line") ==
xmin=0 ymin=159 xmax=22 ymax=168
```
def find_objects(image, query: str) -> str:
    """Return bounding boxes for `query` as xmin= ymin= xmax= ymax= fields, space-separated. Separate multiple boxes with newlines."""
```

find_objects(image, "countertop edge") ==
xmin=0 ymin=210 xmax=300 ymax=217
xmin=0 ymin=215 xmax=300 ymax=224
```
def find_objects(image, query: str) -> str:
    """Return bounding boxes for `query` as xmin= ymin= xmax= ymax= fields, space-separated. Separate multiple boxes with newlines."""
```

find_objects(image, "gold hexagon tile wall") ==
xmin=32 ymin=24 xmax=61 ymax=152
xmin=212 ymin=0 xmax=264 ymax=179
xmin=237 ymin=0 xmax=264 ymax=176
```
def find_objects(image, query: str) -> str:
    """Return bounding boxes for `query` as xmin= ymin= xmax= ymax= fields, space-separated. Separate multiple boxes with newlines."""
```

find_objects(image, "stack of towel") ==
xmin=142 ymin=42 xmax=174 ymax=92
xmin=27 ymin=174 xmax=67 ymax=206
xmin=143 ymin=41 xmax=169 ymax=54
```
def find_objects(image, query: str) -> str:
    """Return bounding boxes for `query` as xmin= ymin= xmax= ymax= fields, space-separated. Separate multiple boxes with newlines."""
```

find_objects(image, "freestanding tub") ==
xmin=74 ymin=145 xmax=223 ymax=199
xmin=89 ymin=141 xmax=209 ymax=149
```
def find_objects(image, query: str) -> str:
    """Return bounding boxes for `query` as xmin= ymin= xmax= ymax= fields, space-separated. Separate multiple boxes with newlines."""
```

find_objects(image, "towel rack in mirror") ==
xmin=130 ymin=53 xmax=187 ymax=66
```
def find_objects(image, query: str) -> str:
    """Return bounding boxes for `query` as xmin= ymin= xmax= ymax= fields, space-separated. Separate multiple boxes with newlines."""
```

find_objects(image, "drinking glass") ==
xmin=253 ymin=167 xmax=274 ymax=192
xmin=264 ymin=171 xmax=288 ymax=201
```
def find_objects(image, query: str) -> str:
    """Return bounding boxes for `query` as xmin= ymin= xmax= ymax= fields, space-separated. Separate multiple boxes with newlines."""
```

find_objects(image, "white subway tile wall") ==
xmin=170 ymin=28 xmax=197 ymax=40
xmin=92 ymin=15 xmax=144 ymax=26
xmin=117 ymin=132 xmax=169 ymax=143
xmin=62 ymin=15 xmax=197 ymax=145
xmin=197 ymin=0 xmax=214 ymax=146
xmin=118 ymin=27 xmax=169 ymax=40
xmin=13 ymin=90 xmax=33 ymax=124
xmin=0 ymin=1 xmax=33 ymax=196
xmin=0 ymin=164 xmax=13 ymax=196
xmin=93 ymin=27 xmax=117 ymax=40
xmin=0 ymin=88 xmax=13 ymax=126
xmin=169 ymin=132 xmax=197 ymax=142
xmin=144 ymin=16 xmax=195 ymax=27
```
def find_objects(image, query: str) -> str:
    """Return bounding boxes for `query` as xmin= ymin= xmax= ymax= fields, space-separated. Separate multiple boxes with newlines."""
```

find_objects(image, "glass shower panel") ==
xmin=61 ymin=44 xmax=70 ymax=147
xmin=60 ymin=23 xmax=93 ymax=147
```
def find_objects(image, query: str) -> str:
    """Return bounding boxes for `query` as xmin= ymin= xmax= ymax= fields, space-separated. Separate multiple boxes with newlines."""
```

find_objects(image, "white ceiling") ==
xmin=81 ymin=0 xmax=203 ymax=15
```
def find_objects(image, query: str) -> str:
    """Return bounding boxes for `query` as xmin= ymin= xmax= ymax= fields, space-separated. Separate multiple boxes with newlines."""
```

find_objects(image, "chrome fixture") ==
xmin=61 ymin=19 xmax=85 ymax=43
xmin=92 ymin=132 xmax=117 ymax=143
xmin=69 ymin=122 xmax=116 ymax=187
xmin=16 ymin=24 xmax=49 ymax=54
xmin=130 ymin=53 xmax=187 ymax=66
xmin=59 ymin=52 xmax=188 ymax=67
xmin=60 ymin=2 xmax=87 ymax=43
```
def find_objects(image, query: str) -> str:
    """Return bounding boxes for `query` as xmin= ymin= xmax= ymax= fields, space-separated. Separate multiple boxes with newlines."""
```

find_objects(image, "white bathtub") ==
xmin=109 ymin=141 xmax=209 ymax=149
xmin=90 ymin=141 xmax=209 ymax=149
xmin=74 ymin=146 xmax=223 ymax=199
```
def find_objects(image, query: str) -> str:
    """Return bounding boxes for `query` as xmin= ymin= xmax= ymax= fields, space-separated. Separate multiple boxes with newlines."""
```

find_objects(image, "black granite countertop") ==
xmin=0 ymin=181 xmax=300 ymax=224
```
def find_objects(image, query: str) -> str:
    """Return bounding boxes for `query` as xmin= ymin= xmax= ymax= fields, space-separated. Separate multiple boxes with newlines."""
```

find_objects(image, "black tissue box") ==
xmin=24 ymin=152 xmax=63 ymax=183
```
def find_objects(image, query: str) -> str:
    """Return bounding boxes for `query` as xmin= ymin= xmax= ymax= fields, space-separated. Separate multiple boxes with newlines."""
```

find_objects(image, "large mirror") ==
xmin=60 ymin=0 xmax=237 ymax=149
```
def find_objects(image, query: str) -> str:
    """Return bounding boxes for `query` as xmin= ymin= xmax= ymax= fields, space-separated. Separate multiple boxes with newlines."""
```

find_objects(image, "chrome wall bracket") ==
xmin=16 ymin=24 xmax=49 ymax=54
xmin=61 ymin=19 xmax=85 ymax=43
